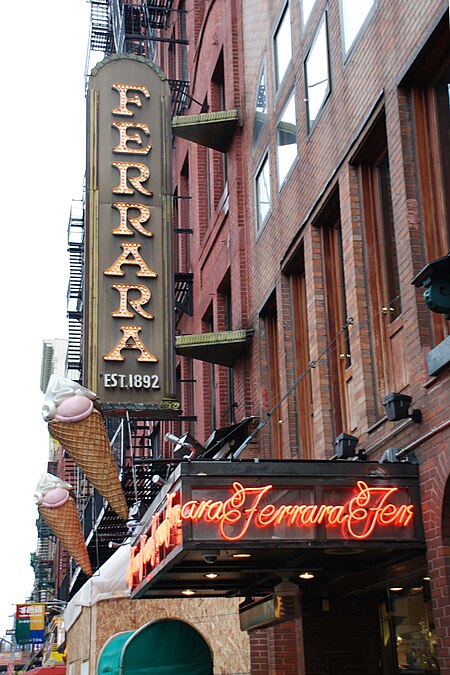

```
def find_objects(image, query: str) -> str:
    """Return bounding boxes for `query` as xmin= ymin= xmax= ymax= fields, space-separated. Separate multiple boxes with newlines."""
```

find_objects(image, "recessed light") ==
xmin=299 ymin=572 xmax=315 ymax=580
xmin=182 ymin=589 xmax=196 ymax=596
xmin=205 ymin=572 xmax=218 ymax=579
xmin=232 ymin=553 xmax=251 ymax=558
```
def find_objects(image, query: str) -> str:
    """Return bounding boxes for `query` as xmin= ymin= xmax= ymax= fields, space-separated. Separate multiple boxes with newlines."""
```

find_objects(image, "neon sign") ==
xmin=127 ymin=481 xmax=415 ymax=588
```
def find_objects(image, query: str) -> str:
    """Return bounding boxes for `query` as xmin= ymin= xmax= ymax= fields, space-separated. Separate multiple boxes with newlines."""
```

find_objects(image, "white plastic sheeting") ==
xmin=64 ymin=542 xmax=131 ymax=631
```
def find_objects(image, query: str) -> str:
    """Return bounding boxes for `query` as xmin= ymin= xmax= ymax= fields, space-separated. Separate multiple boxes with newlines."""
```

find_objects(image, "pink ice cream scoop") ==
xmin=41 ymin=487 xmax=70 ymax=508
xmin=54 ymin=394 xmax=94 ymax=423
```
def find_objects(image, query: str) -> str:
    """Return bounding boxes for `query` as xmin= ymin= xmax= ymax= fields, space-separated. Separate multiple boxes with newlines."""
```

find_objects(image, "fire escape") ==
xmin=87 ymin=0 xmax=193 ymax=321
xmin=56 ymin=1 xmax=252 ymax=597
xmin=66 ymin=202 xmax=84 ymax=382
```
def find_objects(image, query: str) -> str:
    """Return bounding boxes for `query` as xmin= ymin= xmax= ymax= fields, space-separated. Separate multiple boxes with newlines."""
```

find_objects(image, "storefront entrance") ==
xmin=301 ymin=581 xmax=439 ymax=674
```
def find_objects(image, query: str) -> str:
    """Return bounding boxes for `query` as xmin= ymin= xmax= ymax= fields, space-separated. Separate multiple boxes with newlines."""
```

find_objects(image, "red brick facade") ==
xmin=160 ymin=0 xmax=450 ymax=672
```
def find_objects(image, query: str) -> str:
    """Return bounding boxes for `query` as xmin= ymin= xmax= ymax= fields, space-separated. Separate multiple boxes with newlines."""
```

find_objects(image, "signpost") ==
xmin=15 ymin=604 xmax=46 ymax=645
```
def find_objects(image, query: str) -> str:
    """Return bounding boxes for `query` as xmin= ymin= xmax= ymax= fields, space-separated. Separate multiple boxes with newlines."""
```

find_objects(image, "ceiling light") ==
xmin=232 ymin=553 xmax=251 ymax=558
xmin=299 ymin=572 xmax=315 ymax=580
xmin=205 ymin=572 xmax=218 ymax=579
xmin=389 ymin=587 xmax=403 ymax=592
xmin=182 ymin=589 xmax=196 ymax=596
xmin=423 ymin=576 xmax=430 ymax=581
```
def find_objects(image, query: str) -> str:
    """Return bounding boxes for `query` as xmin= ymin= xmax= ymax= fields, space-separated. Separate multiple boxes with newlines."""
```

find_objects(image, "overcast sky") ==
xmin=0 ymin=0 xmax=94 ymax=638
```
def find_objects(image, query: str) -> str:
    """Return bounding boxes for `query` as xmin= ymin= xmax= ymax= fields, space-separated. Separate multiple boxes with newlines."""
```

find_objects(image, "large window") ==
xmin=256 ymin=153 xmax=272 ymax=230
xmin=288 ymin=247 xmax=314 ymax=458
xmin=319 ymin=193 xmax=353 ymax=436
xmin=274 ymin=4 xmax=292 ymax=90
xmin=340 ymin=0 xmax=376 ymax=55
xmin=409 ymin=34 xmax=450 ymax=346
xmin=305 ymin=13 xmax=330 ymax=130
xmin=261 ymin=295 xmax=282 ymax=459
xmin=276 ymin=91 xmax=298 ymax=187
xmin=355 ymin=111 xmax=408 ymax=404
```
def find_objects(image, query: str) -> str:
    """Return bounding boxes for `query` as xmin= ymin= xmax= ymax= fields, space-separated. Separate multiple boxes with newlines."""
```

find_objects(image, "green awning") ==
xmin=97 ymin=619 xmax=213 ymax=675
xmin=175 ymin=329 xmax=252 ymax=367
xmin=172 ymin=110 xmax=240 ymax=152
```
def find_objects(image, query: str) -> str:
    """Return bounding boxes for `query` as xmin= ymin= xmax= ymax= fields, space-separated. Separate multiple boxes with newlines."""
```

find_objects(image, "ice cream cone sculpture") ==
xmin=42 ymin=376 xmax=129 ymax=521
xmin=35 ymin=474 xmax=93 ymax=576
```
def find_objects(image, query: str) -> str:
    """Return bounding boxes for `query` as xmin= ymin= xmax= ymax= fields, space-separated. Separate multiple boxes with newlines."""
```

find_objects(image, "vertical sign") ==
xmin=86 ymin=55 xmax=178 ymax=416
xmin=15 ymin=604 xmax=45 ymax=645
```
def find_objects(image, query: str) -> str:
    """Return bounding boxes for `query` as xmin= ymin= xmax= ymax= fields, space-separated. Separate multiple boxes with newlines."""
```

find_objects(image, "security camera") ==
xmin=203 ymin=552 xmax=219 ymax=564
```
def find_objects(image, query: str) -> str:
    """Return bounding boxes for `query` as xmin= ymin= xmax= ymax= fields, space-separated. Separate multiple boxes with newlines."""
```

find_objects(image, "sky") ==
xmin=0 ymin=0 xmax=96 ymax=638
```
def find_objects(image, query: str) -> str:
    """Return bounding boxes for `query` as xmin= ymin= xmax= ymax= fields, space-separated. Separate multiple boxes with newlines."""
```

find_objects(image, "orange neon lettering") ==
xmin=127 ymin=481 xmax=415 ymax=582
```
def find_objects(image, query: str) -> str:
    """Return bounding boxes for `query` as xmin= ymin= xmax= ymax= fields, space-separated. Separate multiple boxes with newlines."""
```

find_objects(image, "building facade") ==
xmin=45 ymin=1 xmax=450 ymax=674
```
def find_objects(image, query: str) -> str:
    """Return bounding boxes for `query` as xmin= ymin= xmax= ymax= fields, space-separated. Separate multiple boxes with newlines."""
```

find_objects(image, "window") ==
xmin=340 ymin=0 xmax=376 ymax=55
xmin=206 ymin=52 xmax=227 ymax=214
xmin=408 ymin=28 xmax=450 ymax=346
xmin=355 ymin=111 xmax=408 ymax=403
xmin=305 ymin=13 xmax=330 ymax=130
xmin=218 ymin=272 xmax=235 ymax=424
xmin=261 ymin=295 xmax=282 ymax=459
xmin=174 ymin=156 xmax=191 ymax=274
xmin=274 ymin=4 xmax=292 ymax=90
xmin=386 ymin=586 xmax=439 ymax=673
xmin=288 ymin=247 xmax=314 ymax=458
xmin=256 ymin=153 xmax=272 ymax=230
xmin=202 ymin=307 xmax=216 ymax=431
xmin=277 ymin=91 xmax=297 ymax=187
xmin=301 ymin=0 xmax=317 ymax=27
xmin=317 ymin=189 xmax=353 ymax=436
xmin=253 ymin=66 xmax=268 ymax=146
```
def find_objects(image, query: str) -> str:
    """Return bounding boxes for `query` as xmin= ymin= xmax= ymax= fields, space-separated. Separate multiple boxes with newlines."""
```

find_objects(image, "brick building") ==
xmin=158 ymin=0 xmax=450 ymax=672
xmin=47 ymin=1 xmax=450 ymax=674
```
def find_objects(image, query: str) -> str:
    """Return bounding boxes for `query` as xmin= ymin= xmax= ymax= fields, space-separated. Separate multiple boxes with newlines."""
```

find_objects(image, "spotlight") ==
xmin=334 ymin=433 xmax=359 ymax=458
xmin=382 ymin=393 xmax=422 ymax=423
xmin=380 ymin=448 xmax=399 ymax=463
xmin=165 ymin=432 xmax=206 ymax=459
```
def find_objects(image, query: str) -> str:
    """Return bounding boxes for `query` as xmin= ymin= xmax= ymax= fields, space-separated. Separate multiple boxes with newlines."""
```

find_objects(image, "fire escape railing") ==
xmin=66 ymin=202 xmax=84 ymax=381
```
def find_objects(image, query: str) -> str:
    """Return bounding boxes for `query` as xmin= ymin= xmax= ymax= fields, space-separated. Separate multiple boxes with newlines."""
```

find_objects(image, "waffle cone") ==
xmin=39 ymin=497 xmax=93 ymax=576
xmin=49 ymin=410 xmax=129 ymax=521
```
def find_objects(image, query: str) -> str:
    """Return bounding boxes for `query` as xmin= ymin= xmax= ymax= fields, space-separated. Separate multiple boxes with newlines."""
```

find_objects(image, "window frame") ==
xmin=255 ymin=151 xmax=272 ymax=232
xmin=276 ymin=89 xmax=298 ymax=189
xmin=339 ymin=0 xmax=377 ymax=59
xmin=304 ymin=11 xmax=331 ymax=133
xmin=253 ymin=62 xmax=269 ymax=149
xmin=300 ymin=0 xmax=318 ymax=29
xmin=273 ymin=2 xmax=293 ymax=92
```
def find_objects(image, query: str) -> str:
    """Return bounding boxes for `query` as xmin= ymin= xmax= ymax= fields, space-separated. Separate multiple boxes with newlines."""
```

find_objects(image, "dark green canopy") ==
xmin=97 ymin=619 xmax=213 ymax=675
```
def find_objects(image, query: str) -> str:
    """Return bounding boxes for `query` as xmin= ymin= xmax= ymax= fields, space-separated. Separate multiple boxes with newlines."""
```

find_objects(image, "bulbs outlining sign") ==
xmin=85 ymin=56 xmax=178 ymax=415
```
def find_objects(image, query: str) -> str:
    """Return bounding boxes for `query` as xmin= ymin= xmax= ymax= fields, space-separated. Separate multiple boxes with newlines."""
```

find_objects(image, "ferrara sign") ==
xmin=85 ymin=55 xmax=177 ymax=415
xmin=128 ymin=477 xmax=417 ymax=589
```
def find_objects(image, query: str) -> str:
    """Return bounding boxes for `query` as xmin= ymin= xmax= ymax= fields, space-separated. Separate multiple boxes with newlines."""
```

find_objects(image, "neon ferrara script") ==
xmin=127 ymin=481 xmax=414 ymax=585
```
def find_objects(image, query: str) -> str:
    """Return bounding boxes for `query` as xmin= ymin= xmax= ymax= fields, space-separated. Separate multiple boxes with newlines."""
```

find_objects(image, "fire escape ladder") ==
xmin=66 ymin=203 xmax=84 ymax=380
xmin=89 ymin=0 xmax=113 ymax=53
